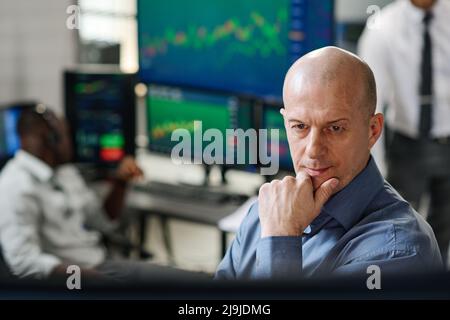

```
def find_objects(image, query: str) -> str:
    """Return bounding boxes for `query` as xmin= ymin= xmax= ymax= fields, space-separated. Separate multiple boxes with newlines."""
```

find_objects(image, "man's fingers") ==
xmin=296 ymin=170 xmax=310 ymax=182
xmin=314 ymin=178 xmax=339 ymax=208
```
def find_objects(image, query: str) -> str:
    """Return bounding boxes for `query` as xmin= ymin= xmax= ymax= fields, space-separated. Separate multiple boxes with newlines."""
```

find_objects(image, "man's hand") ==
xmin=258 ymin=173 xmax=339 ymax=238
xmin=115 ymin=156 xmax=144 ymax=183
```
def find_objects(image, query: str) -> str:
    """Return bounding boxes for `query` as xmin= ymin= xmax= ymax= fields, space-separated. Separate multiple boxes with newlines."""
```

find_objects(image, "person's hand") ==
xmin=115 ymin=156 xmax=144 ymax=183
xmin=258 ymin=172 xmax=339 ymax=238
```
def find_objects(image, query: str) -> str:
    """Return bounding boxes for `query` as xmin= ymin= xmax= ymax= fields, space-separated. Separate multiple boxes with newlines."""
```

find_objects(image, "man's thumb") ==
xmin=315 ymin=178 xmax=339 ymax=208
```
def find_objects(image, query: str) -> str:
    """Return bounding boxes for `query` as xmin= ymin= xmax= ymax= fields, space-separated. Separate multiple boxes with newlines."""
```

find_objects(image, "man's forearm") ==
xmin=255 ymin=236 xmax=303 ymax=279
xmin=103 ymin=179 xmax=128 ymax=220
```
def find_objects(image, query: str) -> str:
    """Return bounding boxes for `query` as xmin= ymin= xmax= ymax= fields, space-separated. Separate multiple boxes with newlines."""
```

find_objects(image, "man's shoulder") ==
xmin=344 ymin=182 xmax=440 ymax=262
xmin=0 ymin=157 xmax=37 ymax=195
xmin=363 ymin=1 xmax=406 ymax=37
xmin=376 ymin=0 xmax=411 ymax=24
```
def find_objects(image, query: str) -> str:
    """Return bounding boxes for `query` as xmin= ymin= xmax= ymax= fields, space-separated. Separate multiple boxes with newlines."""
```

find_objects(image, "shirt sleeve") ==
xmin=255 ymin=236 xmax=302 ymax=279
xmin=332 ymin=247 xmax=444 ymax=279
xmin=60 ymin=165 xmax=117 ymax=233
xmin=215 ymin=202 xmax=303 ymax=280
xmin=0 ymin=192 xmax=61 ymax=279
xmin=80 ymin=185 xmax=118 ymax=234
xmin=215 ymin=214 xmax=245 ymax=280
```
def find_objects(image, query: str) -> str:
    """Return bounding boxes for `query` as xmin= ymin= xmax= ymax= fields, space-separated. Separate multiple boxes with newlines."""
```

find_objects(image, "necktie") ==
xmin=419 ymin=11 xmax=433 ymax=137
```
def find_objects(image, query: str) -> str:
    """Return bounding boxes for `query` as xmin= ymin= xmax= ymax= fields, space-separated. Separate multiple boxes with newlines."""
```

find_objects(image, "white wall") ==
xmin=336 ymin=0 xmax=394 ymax=22
xmin=0 ymin=0 xmax=77 ymax=115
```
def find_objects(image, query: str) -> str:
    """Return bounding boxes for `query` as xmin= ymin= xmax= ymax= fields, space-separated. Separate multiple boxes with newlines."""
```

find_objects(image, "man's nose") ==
xmin=305 ymin=129 xmax=327 ymax=159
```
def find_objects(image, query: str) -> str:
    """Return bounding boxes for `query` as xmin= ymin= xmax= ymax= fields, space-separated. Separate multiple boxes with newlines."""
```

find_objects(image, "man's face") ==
xmin=410 ymin=0 xmax=436 ymax=10
xmin=282 ymin=75 xmax=372 ymax=191
xmin=42 ymin=116 xmax=73 ymax=166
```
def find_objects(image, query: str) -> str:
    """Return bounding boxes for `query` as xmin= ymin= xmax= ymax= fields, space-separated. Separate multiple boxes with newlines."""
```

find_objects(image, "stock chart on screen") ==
xmin=262 ymin=105 xmax=294 ymax=171
xmin=147 ymin=85 xmax=253 ymax=166
xmin=138 ymin=0 xmax=334 ymax=100
xmin=64 ymin=72 xmax=136 ymax=165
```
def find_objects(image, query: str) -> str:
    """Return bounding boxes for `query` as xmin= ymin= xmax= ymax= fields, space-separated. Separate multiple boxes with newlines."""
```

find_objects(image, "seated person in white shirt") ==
xmin=0 ymin=105 xmax=186 ymax=282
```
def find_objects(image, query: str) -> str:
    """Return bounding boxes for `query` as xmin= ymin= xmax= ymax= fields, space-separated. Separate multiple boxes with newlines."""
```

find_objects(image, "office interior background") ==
xmin=1 ymin=0 xmax=447 ymax=279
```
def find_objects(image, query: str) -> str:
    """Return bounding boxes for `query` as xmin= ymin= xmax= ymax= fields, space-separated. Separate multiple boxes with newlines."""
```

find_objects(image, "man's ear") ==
xmin=368 ymin=113 xmax=384 ymax=149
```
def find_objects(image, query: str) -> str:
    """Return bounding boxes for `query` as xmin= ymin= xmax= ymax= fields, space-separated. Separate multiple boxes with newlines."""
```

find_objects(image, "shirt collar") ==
xmin=15 ymin=150 xmax=53 ymax=183
xmin=430 ymin=0 xmax=447 ymax=21
xmin=319 ymin=156 xmax=385 ymax=231
xmin=404 ymin=0 xmax=441 ymax=24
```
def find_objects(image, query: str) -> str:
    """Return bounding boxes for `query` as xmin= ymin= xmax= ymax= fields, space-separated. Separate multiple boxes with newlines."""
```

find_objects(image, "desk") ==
xmin=126 ymin=189 xmax=245 ymax=262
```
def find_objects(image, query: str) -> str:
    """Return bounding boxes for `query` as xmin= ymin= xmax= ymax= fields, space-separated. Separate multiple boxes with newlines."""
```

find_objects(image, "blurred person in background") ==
xmin=358 ymin=0 xmax=450 ymax=265
xmin=0 ymin=105 xmax=172 ymax=283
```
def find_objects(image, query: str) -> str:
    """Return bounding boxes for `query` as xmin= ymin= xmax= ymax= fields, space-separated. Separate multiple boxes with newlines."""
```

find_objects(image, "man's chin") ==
xmin=311 ymin=177 xmax=326 ymax=191
xmin=311 ymin=175 xmax=338 ymax=191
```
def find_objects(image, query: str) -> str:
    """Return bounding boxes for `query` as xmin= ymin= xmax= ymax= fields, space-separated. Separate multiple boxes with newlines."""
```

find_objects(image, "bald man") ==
xmin=215 ymin=47 xmax=442 ymax=280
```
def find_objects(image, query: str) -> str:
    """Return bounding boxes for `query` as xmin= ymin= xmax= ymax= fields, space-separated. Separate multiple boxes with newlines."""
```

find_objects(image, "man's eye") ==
xmin=293 ymin=123 xmax=307 ymax=130
xmin=329 ymin=125 xmax=343 ymax=133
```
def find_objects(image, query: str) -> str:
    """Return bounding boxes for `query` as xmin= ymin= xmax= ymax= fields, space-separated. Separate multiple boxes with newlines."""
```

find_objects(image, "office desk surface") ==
xmin=126 ymin=189 xmax=243 ymax=226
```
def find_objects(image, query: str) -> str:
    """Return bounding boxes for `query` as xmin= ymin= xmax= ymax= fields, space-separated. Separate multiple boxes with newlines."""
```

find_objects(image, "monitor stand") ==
xmin=176 ymin=164 xmax=226 ymax=190
xmin=203 ymin=164 xmax=228 ymax=186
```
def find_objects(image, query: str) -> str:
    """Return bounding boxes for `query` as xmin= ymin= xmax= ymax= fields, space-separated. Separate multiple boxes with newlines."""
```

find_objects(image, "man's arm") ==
xmin=255 ymin=173 xmax=339 ymax=279
xmin=215 ymin=226 xmax=243 ymax=280
xmin=332 ymin=247 xmax=443 ymax=279
xmin=103 ymin=156 xmax=143 ymax=220
xmin=254 ymin=236 xmax=303 ymax=279
xmin=0 ymin=194 xmax=62 ymax=279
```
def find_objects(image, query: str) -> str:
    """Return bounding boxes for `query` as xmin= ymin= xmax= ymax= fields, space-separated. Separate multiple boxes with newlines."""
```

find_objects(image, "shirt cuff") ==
xmin=38 ymin=254 xmax=62 ymax=279
xmin=255 ymin=236 xmax=302 ymax=279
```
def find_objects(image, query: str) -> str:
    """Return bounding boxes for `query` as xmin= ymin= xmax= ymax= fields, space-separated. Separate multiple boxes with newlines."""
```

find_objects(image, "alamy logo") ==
xmin=66 ymin=265 xmax=81 ymax=290
xmin=66 ymin=5 xmax=80 ymax=30
xmin=170 ymin=121 xmax=280 ymax=175
xmin=366 ymin=265 xmax=381 ymax=290
xmin=366 ymin=5 xmax=381 ymax=30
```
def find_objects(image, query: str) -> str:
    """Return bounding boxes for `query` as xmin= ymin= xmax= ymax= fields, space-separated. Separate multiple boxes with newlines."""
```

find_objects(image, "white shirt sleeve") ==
xmin=0 ymin=190 xmax=61 ymax=279
xmin=358 ymin=23 xmax=393 ymax=177
xmin=57 ymin=165 xmax=118 ymax=234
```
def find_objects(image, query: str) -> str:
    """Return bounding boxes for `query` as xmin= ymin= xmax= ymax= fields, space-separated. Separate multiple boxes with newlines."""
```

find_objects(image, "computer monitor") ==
xmin=260 ymin=103 xmax=294 ymax=173
xmin=0 ymin=102 xmax=37 ymax=170
xmin=64 ymin=71 xmax=136 ymax=167
xmin=138 ymin=0 xmax=334 ymax=100
xmin=147 ymin=84 xmax=256 ymax=171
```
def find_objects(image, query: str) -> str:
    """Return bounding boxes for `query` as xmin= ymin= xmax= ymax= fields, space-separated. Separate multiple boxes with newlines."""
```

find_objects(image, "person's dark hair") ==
xmin=17 ymin=108 xmax=46 ymax=137
xmin=17 ymin=104 xmax=60 ymax=145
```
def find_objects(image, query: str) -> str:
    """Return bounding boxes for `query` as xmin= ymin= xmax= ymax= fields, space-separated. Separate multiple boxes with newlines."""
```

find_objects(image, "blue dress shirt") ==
xmin=216 ymin=158 xmax=443 ymax=279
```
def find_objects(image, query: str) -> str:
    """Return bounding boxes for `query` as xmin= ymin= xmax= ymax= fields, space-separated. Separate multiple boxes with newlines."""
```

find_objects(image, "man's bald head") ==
xmin=280 ymin=46 xmax=383 ymax=192
xmin=283 ymin=46 xmax=377 ymax=119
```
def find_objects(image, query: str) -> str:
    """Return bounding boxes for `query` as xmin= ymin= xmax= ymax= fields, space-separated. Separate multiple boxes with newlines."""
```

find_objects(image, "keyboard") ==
xmin=132 ymin=181 xmax=249 ymax=204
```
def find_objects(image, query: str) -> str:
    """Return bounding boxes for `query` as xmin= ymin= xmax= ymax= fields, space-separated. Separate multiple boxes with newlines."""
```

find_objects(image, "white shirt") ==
xmin=0 ymin=150 xmax=115 ymax=279
xmin=358 ymin=0 xmax=450 ymax=175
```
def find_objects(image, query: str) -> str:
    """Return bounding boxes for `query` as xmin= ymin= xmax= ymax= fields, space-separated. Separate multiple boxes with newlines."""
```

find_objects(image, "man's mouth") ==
xmin=304 ymin=166 xmax=331 ymax=177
